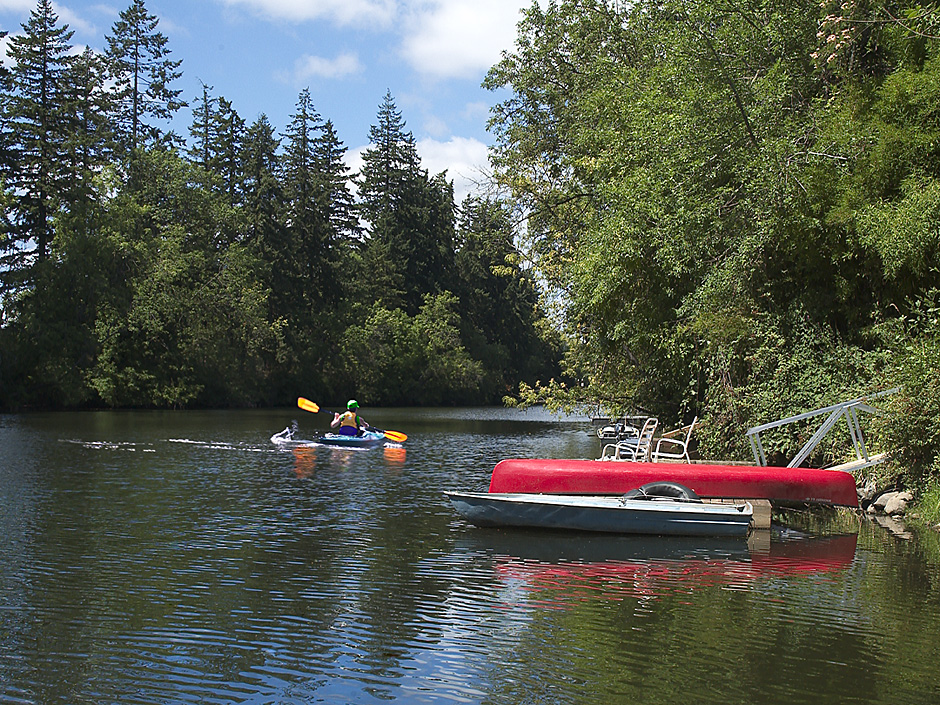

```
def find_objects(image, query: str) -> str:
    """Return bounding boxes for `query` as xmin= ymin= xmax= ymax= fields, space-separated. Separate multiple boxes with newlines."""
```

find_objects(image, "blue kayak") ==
xmin=315 ymin=430 xmax=386 ymax=447
xmin=271 ymin=427 xmax=387 ymax=449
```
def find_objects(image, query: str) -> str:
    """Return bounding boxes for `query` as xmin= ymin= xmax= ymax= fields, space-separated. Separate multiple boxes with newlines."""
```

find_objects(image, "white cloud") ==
xmin=345 ymin=135 xmax=489 ymax=205
xmin=422 ymin=113 xmax=449 ymax=139
xmin=0 ymin=33 xmax=14 ymax=69
xmin=292 ymin=52 xmax=362 ymax=82
xmin=0 ymin=0 xmax=34 ymax=12
xmin=219 ymin=0 xmax=396 ymax=26
xmin=55 ymin=4 xmax=98 ymax=36
xmin=0 ymin=1 xmax=98 ymax=34
xmin=400 ymin=0 xmax=529 ymax=80
xmin=417 ymin=135 xmax=489 ymax=203
xmin=462 ymin=101 xmax=490 ymax=121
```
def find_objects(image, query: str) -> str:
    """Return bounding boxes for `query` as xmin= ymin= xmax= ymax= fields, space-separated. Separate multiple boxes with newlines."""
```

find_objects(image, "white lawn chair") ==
xmin=651 ymin=416 xmax=698 ymax=463
xmin=601 ymin=417 xmax=658 ymax=461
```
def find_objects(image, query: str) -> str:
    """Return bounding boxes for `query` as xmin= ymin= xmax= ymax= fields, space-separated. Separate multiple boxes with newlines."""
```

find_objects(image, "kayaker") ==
xmin=332 ymin=400 xmax=367 ymax=436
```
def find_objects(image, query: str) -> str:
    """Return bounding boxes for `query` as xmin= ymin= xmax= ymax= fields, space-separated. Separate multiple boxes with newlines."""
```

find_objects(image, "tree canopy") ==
xmin=0 ymin=0 xmax=562 ymax=411
xmin=487 ymin=0 xmax=940 ymax=477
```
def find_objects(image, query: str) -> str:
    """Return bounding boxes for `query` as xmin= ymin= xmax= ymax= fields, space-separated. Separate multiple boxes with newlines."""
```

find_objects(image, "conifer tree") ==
xmin=356 ymin=91 xmax=456 ymax=314
xmin=0 ymin=29 xmax=15 ymax=302
xmin=314 ymin=119 xmax=359 ymax=245
xmin=105 ymin=0 xmax=185 ymax=157
xmin=279 ymin=88 xmax=336 ymax=306
xmin=241 ymin=114 xmax=282 ymax=249
xmin=3 ymin=0 xmax=74 ymax=275
xmin=455 ymin=197 xmax=556 ymax=390
xmin=213 ymin=97 xmax=245 ymax=205
xmin=0 ymin=30 xmax=12 ymax=186
xmin=188 ymin=81 xmax=215 ymax=168
xmin=357 ymin=91 xmax=421 ymax=229
xmin=188 ymin=84 xmax=244 ymax=204
xmin=61 ymin=47 xmax=113 ymax=224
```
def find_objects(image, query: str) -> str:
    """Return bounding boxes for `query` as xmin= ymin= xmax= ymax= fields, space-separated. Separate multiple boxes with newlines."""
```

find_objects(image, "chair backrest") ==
xmin=682 ymin=416 xmax=698 ymax=445
xmin=633 ymin=417 xmax=658 ymax=460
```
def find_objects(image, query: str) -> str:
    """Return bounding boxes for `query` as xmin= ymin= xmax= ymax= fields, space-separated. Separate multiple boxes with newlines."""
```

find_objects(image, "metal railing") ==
xmin=746 ymin=388 xmax=898 ymax=470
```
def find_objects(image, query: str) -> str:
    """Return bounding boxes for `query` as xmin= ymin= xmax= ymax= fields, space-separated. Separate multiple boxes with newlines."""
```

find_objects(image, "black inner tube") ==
xmin=624 ymin=481 xmax=701 ymax=502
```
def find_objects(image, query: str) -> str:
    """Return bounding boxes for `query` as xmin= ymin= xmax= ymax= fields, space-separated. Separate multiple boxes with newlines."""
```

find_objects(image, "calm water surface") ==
xmin=1 ymin=407 xmax=939 ymax=704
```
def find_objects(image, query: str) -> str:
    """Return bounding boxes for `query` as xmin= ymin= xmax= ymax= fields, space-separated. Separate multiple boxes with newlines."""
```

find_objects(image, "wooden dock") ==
xmin=705 ymin=498 xmax=772 ymax=530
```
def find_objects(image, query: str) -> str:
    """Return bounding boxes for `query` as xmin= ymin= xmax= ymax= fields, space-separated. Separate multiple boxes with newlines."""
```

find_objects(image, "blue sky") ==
xmin=1 ymin=0 xmax=535 ymax=202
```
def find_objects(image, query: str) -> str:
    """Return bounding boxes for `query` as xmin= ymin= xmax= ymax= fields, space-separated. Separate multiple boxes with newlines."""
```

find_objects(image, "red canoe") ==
xmin=488 ymin=458 xmax=859 ymax=508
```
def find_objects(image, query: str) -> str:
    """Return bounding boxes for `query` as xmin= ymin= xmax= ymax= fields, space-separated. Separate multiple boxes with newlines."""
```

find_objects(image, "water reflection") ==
xmin=285 ymin=442 xmax=407 ymax=479
xmin=382 ymin=445 xmax=407 ymax=467
xmin=458 ymin=530 xmax=858 ymax=609
xmin=291 ymin=446 xmax=317 ymax=479
xmin=4 ymin=408 xmax=940 ymax=705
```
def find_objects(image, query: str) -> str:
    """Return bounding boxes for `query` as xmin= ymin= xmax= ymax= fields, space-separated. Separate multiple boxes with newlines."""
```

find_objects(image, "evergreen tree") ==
xmin=2 ymin=0 xmax=74 ymax=277
xmin=279 ymin=88 xmax=335 ymax=306
xmin=188 ymin=84 xmax=245 ymax=204
xmin=0 ymin=29 xmax=15 ymax=313
xmin=241 ymin=114 xmax=282 ymax=250
xmin=356 ymin=91 xmax=457 ymax=314
xmin=357 ymin=91 xmax=421 ymax=228
xmin=213 ymin=97 xmax=245 ymax=205
xmin=60 ymin=47 xmax=113 ymax=227
xmin=314 ymin=119 xmax=359 ymax=245
xmin=188 ymin=81 xmax=215 ymax=168
xmin=0 ymin=29 xmax=13 ymax=189
xmin=409 ymin=170 xmax=456 ymax=302
xmin=105 ymin=0 xmax=185 ymax=158
xmin=455 ymin=197 xmax=559 ymax=397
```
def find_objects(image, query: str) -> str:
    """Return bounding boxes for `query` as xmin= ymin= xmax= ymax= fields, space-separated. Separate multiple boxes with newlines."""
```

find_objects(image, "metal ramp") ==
xmin=746 ymin=389 xmax=898 ymax=471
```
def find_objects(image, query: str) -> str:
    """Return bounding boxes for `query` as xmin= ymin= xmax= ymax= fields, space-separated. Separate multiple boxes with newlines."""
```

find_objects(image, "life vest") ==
xmin=338 ymin=411 xmax=360 ymax=430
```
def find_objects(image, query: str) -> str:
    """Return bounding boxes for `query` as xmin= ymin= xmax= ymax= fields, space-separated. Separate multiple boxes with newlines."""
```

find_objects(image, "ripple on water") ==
xmin=6 ymin=411 xmax=940 ymax=704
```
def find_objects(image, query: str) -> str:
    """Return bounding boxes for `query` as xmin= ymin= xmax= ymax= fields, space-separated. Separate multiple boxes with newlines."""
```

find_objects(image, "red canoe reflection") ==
xmin=483 ymin=532 xmax=857 ymax=605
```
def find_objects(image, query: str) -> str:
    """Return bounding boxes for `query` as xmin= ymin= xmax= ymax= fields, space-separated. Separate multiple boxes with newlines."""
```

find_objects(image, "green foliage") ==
xmin=878 ymin=290 xmax=940 ymax=489
xmin=913 ymin=478 xmax=940 ymax=525
xmin=338 ymin=306 xmax=420 ymax=405
xmin=487 ymin=0 xmax=940 ymax=470
xmin=337 ymin=294 xmax=484 ymax=406
xmin=413 ymin=293 xmax=484 ymax=405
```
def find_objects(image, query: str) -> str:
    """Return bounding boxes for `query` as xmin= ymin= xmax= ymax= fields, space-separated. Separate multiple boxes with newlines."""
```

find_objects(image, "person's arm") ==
xmin=331 ymin=413 xmax=341 ymax=428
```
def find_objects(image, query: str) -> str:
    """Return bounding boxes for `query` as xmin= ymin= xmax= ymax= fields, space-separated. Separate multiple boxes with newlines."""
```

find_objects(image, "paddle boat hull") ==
xmin=446 ymin=491 xmax=753 ymax=537
xmin=487 ymin=458 xmax=859 ymax=507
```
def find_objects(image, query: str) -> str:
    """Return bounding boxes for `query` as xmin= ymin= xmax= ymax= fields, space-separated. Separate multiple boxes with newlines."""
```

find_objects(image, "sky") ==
xmin=0 ymin=0 xmax=536 ymax=203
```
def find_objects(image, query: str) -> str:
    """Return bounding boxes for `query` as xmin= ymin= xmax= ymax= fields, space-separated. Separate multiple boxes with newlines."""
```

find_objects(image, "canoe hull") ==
xmin=488 ymin=459 xmax=859 ymax=508
xmin=447 ymin=492 xmax=753 ymax=537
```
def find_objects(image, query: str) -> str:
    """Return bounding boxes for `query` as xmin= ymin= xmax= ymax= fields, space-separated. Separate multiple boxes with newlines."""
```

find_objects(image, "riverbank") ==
xmin=859 ymin=478 xmax=940 ymax=531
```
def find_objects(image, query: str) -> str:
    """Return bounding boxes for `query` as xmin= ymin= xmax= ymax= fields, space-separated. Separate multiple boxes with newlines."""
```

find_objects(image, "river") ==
xmin=1 ymin=406 xmax=939 ymax=704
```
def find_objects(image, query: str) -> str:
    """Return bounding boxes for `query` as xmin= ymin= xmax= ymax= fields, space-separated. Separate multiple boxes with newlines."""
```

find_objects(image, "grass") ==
xmin=912 ymin=479 xmax=940 ymax=527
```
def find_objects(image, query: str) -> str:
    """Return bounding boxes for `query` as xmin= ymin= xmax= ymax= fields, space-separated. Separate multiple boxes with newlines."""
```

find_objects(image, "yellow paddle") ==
xmin=296 ymin=397 xmax=408 ymax=442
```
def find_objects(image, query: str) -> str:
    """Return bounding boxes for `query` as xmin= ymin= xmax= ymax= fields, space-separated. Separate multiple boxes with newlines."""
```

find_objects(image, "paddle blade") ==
xmin=382 ymin=430 xmax=407 ymax=442
xmin=297 ymin=397 xmax=320 ymax=414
